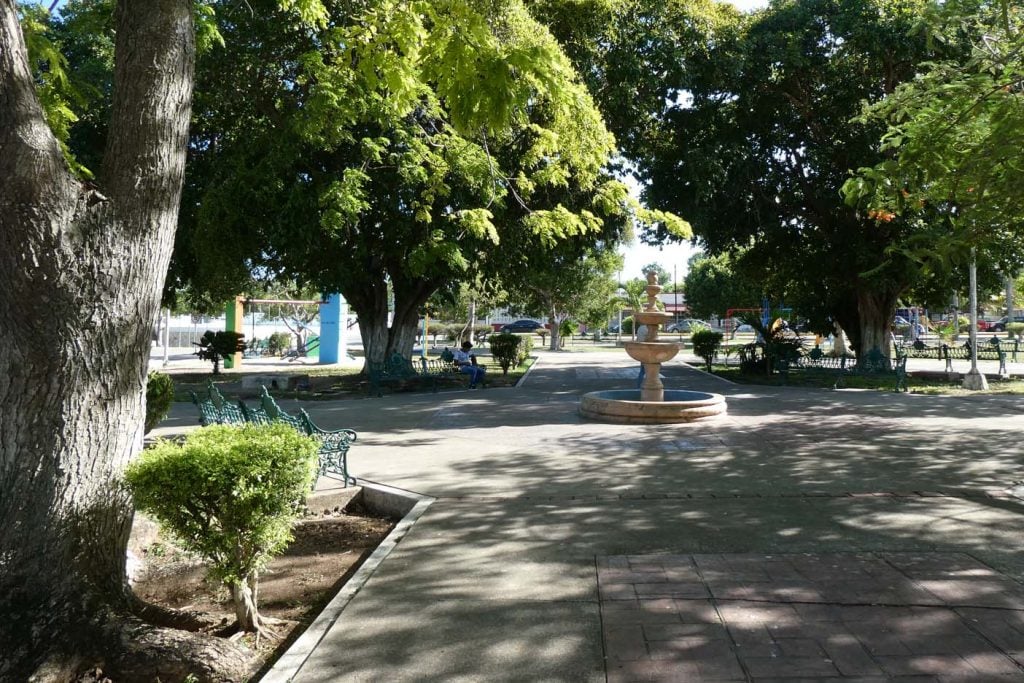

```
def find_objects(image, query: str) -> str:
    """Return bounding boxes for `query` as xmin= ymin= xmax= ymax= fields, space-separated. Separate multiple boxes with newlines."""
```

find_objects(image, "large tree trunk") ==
xmin=389 ymin=278 xmax=434 ymax=357
xmin=350 ymin=275 xmax=437 ymax=367
xmin=548 ymin=308 xmax=560 ymax=351
xmin=855 ymin=288 xmax=898 ymax=362
xmin=0 ymin=2 xmax=250 ymax=679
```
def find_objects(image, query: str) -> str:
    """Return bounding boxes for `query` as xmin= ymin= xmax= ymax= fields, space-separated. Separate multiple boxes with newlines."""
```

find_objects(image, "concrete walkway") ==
xmin=163 ymin=350 xmax=1024 ymax=681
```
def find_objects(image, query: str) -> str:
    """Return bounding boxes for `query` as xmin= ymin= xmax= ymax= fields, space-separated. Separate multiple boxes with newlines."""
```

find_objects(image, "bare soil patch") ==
xmin=127 ymin=496 xmax=394 ymax=679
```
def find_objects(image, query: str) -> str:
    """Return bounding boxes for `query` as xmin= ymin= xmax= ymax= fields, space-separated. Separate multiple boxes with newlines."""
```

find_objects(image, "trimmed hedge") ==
xmin=125 ymin=423 xmax=319 ymax=631
xmin=691 ymin=329 xmax=724 ymax=372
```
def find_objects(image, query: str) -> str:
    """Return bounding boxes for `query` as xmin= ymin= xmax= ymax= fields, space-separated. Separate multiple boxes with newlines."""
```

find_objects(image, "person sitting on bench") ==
xmin=452 ymin=341 xmax=486 ymax=388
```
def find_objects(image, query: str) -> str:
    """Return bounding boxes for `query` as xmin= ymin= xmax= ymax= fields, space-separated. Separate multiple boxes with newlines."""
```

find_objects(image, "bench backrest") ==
xmin=384 ymin=352 xmax=418 ymax=375
xmin=858 ymin=347 xmax=891 ymax=372
xmin=191 ymin=380 xmax=245 ymax=425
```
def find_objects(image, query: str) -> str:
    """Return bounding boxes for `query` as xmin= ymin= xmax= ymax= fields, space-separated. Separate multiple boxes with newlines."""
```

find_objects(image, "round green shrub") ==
xmin=144 ymin=371 xmax=174 ymax=434
xmin=516 ymin=332 xmax=533 ymax=366
xmin=489 ymin=333 xmax=521 ymax=375
xmin=267 ymin=331 xmax=292 ymax=356
xmin=691 ymin=329 xmax=724 ymax=372
xmin=125 ymin=423 xmax=319 ymax=630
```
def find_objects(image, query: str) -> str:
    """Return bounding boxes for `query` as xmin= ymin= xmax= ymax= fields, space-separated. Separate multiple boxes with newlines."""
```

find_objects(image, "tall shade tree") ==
xmin=843 ymin=0 xmax=1024 ymax=280
xmin=549 ymin=0 xmax=937 ymax=357
xmin=173 ymin=0 xmax=634 ymax=366
xmin=0 ymin=0 xmax=615 ymax=677
xmin=683 ymin=252 xmax=762 ymax=321
xmin=503 ymin=239 xmax=625 ymax=350
xmin=0 ymin=1 xmax=253 ymax=678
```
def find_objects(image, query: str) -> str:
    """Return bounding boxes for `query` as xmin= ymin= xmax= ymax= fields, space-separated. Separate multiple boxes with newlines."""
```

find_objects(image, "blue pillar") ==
xmin=320 ymin=293 xmax=342 ymax=364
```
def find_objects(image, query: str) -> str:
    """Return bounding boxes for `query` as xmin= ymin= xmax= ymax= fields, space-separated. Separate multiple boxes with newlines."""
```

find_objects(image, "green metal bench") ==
xmin=417 ymin=349 xmax=468 ymax=386
xmin=366 ymin=352 xmax=428 ymax=396
xmin=189 ymin=381 xmax=245 ymax=426
xmin=366 ymin=350 xmax=485 ymax=396
xmin=777 ymin=346 xmax=908 ymax=392
xmin=190 ymin=381 xmax=358 ymax=486
xmin=239 ymin=386 xmax=358 ymax=486
xmin=897 ymin=338 xmax=1007 ymax=375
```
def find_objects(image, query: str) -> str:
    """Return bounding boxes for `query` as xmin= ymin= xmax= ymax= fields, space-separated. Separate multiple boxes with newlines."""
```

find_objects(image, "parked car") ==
xmin=499 ymin=319 xmax=545 ymax=333
xmin=989 ymin=315 xmax=1024 ymax=332
xmin=666 ymin=318 xmax=709 ymax=333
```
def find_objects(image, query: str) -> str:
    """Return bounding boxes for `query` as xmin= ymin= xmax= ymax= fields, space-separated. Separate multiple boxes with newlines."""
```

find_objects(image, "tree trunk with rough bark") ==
xmin=350 ymin=277 xmax=433 ymax=366
xmin=0 ymin=2 xmax=250 ymax=679
xmin=856 ymin=288 xmax=898 ymax=362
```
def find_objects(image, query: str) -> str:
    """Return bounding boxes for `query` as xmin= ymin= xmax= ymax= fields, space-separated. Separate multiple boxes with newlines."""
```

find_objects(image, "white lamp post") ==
xmin=616 ymin=287 xmax=625 ymax=345
xmin=962 ymin=247 xmax=988 ymax=390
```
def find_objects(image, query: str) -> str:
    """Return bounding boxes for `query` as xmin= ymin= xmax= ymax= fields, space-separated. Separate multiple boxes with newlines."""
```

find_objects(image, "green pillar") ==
xmin=224 ymin=296 xmax=244 ymax=369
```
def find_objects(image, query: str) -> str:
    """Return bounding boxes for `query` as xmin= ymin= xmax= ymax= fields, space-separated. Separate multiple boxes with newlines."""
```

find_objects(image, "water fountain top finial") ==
xmin=643 ymin=270 xmax=662 ymax=311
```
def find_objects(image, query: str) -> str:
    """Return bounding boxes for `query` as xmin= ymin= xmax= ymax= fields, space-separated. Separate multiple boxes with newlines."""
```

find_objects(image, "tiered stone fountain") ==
xmin=579 ymin=271 xmax=727 ymax=423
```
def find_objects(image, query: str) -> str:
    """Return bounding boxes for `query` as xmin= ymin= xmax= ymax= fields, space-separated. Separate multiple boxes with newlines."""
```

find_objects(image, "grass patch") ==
xmin=171 ymin=355 xmax=533 ymax=401
xmin=710 ymin=365 xmax=1024 ymax=394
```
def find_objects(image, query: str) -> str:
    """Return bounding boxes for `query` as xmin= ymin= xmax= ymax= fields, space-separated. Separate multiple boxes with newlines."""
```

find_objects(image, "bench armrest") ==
xmin=299 ymin=408 xmax=357 ymax=442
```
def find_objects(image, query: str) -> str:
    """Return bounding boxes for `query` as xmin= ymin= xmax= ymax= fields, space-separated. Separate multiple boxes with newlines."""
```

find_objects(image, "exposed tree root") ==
xmin=22 ymin=608 xmax=256 ymax=683
xmin=99 ymin=613 xmax=255 ymax=683
xmin=130 ymin=593 xmax=225 ymax=632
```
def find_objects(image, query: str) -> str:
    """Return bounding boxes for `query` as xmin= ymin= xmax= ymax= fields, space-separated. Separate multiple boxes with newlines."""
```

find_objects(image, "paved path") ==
xmin=163 ymin=350 xmax=1024 ymax=681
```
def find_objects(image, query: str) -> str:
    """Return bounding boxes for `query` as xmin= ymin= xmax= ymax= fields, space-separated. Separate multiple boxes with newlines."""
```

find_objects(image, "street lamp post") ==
xmin=963 ymin=247 xmax=988 ymax=390
xmin=616 ymin=288 xmax=624 ymax=345
xmin=674 ymin=264 xmax=679 ymax=327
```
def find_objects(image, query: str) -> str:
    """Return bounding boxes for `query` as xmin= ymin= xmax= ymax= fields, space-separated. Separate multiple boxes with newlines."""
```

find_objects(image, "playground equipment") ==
xmin=223 ymin=294 xmax=352 ymax=368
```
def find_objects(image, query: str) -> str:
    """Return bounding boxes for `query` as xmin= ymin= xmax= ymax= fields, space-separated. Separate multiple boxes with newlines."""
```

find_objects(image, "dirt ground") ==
xmin=126 ymin=498 xmax=394 ymax=679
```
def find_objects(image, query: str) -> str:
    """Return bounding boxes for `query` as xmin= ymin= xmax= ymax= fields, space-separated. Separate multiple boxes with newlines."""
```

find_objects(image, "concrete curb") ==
xmin=680 ymin=360 xmax=738 ymax=385
xmin=517 ymin=355 xmax=541 ymax=386
xmin=261 ymin=481 xmax=435 ymax=682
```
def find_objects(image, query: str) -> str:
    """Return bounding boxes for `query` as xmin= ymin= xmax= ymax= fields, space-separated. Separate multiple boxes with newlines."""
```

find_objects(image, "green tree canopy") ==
xmin=843 ymin=0 xmax=1024 ymax=281
xmin=503 ymin=239 xmax=623 ymax=349
xmin=547 ymin=0 xmax=945 ymax=356
xmin=683 ymin=252 xmax=761 ymax=320
xmin=170 ymin=0 xmax=644 ymax=364
xmin=640 ymin=261 xmax=671 ymax=286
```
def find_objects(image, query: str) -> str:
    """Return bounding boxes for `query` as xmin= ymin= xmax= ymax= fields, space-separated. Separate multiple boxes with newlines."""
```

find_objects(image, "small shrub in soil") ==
xmin=125 ymin=423 xmax=319 ymax=634
xmin=691 ymin=329 xmax=724 ymax=372
xmin=489 ymin=333 xmax=523 ymax=375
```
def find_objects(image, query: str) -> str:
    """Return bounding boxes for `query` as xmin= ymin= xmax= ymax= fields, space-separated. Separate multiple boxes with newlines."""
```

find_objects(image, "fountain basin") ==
xmin=579 ymin=389 xmax=727 ymax=424
xmin=633 ymin=311 xmax=674 ymax=325
xmin=624 ymin=341 xmax=681 ymax=364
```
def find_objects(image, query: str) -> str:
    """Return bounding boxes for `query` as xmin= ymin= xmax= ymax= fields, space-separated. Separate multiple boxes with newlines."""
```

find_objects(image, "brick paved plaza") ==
xmin=601 ymin=552 xmax=1024 ymax=681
